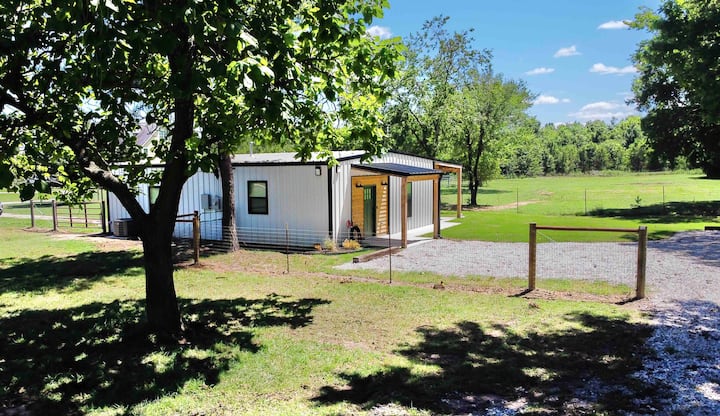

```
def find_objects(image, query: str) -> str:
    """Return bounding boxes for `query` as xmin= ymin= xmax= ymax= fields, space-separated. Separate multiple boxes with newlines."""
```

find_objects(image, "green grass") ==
xmin=0 ymin=224 xmax=658 ymax=415
xmin=439 ymin=172 xmax=720 ymax=242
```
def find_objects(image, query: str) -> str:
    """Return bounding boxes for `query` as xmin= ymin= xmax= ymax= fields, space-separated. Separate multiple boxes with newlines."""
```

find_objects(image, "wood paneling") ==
xmin=351 ymin=175 xmax=389 ymax=236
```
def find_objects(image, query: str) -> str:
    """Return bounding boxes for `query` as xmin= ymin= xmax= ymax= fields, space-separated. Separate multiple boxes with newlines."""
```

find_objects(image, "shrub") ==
xmin=342 ymin=239 xmax=361 ymax=250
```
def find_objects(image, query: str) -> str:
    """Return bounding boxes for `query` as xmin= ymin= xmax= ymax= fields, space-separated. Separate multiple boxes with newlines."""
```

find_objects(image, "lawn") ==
xmin=0 ymin=224 xmax=660 ymax=415
xmin=439 ymin=171 xmax=720 ymax=242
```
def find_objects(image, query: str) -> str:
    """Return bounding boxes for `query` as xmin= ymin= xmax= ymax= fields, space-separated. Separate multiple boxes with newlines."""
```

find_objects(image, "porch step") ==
xmin=353 ymin=246 xmax=403 ymax=263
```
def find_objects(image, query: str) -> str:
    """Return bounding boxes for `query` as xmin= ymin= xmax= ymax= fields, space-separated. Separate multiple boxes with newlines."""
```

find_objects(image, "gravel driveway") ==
xmin=339 ymin=231 xmax=720 ymax=414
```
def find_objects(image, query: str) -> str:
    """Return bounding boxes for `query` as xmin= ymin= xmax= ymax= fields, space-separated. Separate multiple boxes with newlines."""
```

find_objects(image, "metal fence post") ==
xmin=528 ymin=222 xmax=537 ymax=290
xmin=636 ymin=226 xmax=648 ymax=299
xmin=100 ymin=201 xmax=107 ymax=234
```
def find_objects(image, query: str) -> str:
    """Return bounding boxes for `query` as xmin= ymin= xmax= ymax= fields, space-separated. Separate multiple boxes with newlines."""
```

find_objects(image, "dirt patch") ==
xmin=50 ymin=232 xmax=143 ymax=251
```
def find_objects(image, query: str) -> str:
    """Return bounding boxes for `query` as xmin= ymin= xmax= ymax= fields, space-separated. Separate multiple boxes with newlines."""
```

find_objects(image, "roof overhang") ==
xmin=351 ymin=163 xmax=444 ymax=177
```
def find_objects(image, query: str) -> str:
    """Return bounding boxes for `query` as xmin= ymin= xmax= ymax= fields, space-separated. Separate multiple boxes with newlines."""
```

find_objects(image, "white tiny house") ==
xmin=107 ymin=151 xmax=462 ymax=248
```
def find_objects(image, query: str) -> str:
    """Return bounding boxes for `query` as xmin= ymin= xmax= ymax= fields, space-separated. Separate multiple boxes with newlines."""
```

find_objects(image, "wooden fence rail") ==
xmin=528 ymin=223 xmax=648 ymax=299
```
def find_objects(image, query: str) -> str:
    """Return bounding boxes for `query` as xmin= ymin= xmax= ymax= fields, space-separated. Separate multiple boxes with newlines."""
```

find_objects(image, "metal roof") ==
xmin=231 ymin=150 xmax=366 ymax=165
xmin=351 ymin=163 xmax=443 ymax=177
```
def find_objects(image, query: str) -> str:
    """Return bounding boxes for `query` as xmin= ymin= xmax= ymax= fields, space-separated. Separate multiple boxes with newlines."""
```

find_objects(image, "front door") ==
xmin=363 ymin=185 xmax=376 ymax=237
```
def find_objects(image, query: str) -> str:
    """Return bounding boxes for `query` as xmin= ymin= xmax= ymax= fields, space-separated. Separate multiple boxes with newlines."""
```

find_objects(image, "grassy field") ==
xmin=0 ymin=224 xmax=658 ymax=415
xmin=439 ymin=171 xmax=720 ymax=242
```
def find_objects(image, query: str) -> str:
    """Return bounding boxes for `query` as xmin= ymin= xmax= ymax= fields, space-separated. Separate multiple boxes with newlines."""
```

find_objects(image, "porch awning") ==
xmin=351 ymin=163 xmax=443 ymax=177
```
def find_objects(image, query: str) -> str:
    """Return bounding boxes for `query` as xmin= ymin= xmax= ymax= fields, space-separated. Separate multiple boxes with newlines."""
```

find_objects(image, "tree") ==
xmin=384 ymin=16 xmax=490 ymax=159
xmin=0 ymin=0 xmax=400 ymax=335
xmin=446 ymin=71 xmax=533 ymax=205
xmin=632 ymin=1 xmax=720 ymax=177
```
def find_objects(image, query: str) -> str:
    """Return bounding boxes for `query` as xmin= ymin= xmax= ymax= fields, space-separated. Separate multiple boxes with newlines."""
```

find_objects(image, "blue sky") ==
xmin=369 ymin=0 xmax=660 ymax=126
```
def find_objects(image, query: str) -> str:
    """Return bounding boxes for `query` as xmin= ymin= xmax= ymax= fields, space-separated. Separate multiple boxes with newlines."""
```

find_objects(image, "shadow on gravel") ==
xmin=648 ymin=231 xmax=720 ymax=268
xmin=633 ymin=299 xmax=720 ymax=415
xmin=315 ymin=313 xmax=657 ymax=414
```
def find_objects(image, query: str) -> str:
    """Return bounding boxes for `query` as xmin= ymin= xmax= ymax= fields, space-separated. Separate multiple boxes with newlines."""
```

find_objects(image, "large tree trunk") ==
xmin=141 ymin=224 xmax=182 ymax=335
xmin=219 ymin=153 xmax=239 ymax=251
xmin=469 ymin=175 xmax=479 ymax=206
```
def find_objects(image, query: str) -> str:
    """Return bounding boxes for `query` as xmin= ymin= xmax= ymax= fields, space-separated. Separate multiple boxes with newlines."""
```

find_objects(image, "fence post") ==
xmin=528 ymin=222 xmax=537 ymax=290
xmin=636 ymin=226 xmax=648 ymax=299
xmin=30 ymin=200 xmax=35 ymax=228
xmin=83 ymin=203 xmax=88 ymax=227
xmin=100 ymin=201 xmax=107 ymax=234
xmin=69 ymin=205 xmax=73 ymax=228
xmin=192 ymin=210 xmax=200 ymax=265
xmin=52 ymin=200 xmax=58 ymax=231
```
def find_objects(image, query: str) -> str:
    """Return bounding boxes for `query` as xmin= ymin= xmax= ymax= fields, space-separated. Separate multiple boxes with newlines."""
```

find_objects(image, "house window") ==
xmin=406 ymin=182 xmax=413 ymax=218
xmin=149 ymin=186 xmax=160 ymax=210
xmin=248 ymin=181 xmax=268 ymax=215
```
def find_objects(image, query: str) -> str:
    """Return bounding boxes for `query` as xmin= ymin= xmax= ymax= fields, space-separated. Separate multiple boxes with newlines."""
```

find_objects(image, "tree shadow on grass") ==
xmin=0 ymin=250 xmax=144 ymax=294
xmin=315 ymin=313 xmax=657 ymax=414
xmin=0 ymin=294 xmax=329 ymax=414
xmin=588 ymin=201 xmax=720 ymax=226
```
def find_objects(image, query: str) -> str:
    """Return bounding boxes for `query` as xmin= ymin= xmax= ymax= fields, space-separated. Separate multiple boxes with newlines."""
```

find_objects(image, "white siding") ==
xmin=377 ymin=152 xmax=435 ymax=234
xmin=233 ymin=164 xmax=330 ymax=247
xmin=331 ymin=160 xmax=356 ymax=242
xmin=174 ymin=172 xmax=223 ymax=240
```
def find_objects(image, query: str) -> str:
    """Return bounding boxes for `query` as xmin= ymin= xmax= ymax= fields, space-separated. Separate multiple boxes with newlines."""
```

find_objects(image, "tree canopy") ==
xmin=0 ymin=0 xmax=400 ymax=334
xmin=631 ymin=0 xmax=720 ymax=178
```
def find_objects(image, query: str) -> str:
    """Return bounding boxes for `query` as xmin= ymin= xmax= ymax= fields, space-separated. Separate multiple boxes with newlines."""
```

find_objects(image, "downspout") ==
xmin=327 ymin=164 xmax=334 ymax=241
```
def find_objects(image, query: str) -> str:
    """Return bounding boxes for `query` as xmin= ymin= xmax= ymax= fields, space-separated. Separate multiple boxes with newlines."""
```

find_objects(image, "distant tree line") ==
xmin=495 ymin=116 xmax=678 ymax=178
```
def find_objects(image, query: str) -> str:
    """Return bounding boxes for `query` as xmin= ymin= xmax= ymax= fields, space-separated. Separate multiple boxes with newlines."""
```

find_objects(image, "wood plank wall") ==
xmin=351 ymin=175 xmax=389 ymax=236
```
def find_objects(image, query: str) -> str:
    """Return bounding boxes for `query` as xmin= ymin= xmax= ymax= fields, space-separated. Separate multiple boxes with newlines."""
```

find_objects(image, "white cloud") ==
xmin=590 ymin=63 xmax=638 ymax=75
xmin=569 ymin=101 xmax=637 ymax=120
xmin=525 ymin=67 xmax=555 ymax=76
xmin=534 ymin=95 xmax=571 ymax=105
xmin=598 ymin=20 xmax=629 ymax=30
xmin=367 ymin=25 xmax=392 ymax=39
xmin=554 ymin=45 xmax=580 ymax=58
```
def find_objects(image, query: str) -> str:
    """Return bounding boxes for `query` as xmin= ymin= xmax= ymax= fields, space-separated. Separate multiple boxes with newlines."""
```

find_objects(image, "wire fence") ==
xmin=439 ymin=180 xmax=720 ymax=216
xmin=168 ymin=215 xmax=646 ymax=299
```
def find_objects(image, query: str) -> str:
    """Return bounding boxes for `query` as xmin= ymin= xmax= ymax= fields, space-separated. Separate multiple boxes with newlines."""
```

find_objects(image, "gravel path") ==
xmin=339 ymin=231 xmax=720 ymax=415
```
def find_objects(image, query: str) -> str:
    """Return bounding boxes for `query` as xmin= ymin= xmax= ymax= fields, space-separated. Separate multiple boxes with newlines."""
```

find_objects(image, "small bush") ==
xmin=323 ymin=238 xmax=337 ymax=252
xmin=342 ymin=239 xmax=361 ymax=250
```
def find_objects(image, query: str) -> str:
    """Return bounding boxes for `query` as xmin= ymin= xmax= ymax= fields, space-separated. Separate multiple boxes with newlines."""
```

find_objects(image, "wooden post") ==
xmin=400 ymin=176 xmax=408 ymax=248
xmin=83 ymin=203 xmax=88 ymax=227
xmin=456 ymin=169 xmax=462 ymax=219
xmin=100 ymin=201 xmax=107 ymax=234
xmin=636 ymin=226 xmax=648 ymax=299
xmin=433 ymin=177 xmax=440 ymax=239
xmin=193 ymin=210 xmax=200 ymax=265
xmin=528 ymin=223 xmax=537 ymax=290
xmin=30 ymin=200 xmax=35 ymax=228
xmin=69 ymin=205 xmax=73 ymax=228
xmin=52 ymin=200 xmax=58 ymax=231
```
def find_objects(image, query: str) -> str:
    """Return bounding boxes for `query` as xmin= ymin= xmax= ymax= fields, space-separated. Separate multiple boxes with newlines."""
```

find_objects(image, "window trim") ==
xmin=247 ymin=180 xmax=268 ymax=215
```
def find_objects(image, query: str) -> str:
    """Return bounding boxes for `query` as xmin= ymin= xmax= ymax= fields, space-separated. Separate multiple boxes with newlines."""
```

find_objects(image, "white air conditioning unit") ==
xmin=113 ymin=218 xmax=133 ymax=237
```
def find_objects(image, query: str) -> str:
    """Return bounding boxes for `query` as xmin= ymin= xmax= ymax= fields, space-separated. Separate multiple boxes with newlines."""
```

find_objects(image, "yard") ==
xmin=2 ymin=171 xmax=719 ymax=414
xmin=1 ymin=224 xmax=660 ymax=415
xmin=439 ymin=171 xmax=720 ymax=242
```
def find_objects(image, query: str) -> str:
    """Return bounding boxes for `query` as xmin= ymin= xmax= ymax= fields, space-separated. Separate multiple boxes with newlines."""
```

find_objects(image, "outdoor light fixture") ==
xmin=381 ymin=181 xmax=388 ymax=186
xmin=315 ymin=166 xmax=322 ymax=176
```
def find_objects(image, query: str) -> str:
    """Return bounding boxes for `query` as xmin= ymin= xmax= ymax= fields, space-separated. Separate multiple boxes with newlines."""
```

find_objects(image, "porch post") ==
xmin=456 ymin=167 xmax=462 ymax=218
xmin=400 ymin=176 xmax=408 ymax=248
xmin=433 ymin=176 xmax=440 ymax=239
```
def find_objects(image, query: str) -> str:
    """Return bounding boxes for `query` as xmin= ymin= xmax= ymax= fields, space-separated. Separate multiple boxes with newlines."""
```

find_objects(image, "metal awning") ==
xmin=351 ymin=163 xmax=443 ymax=177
